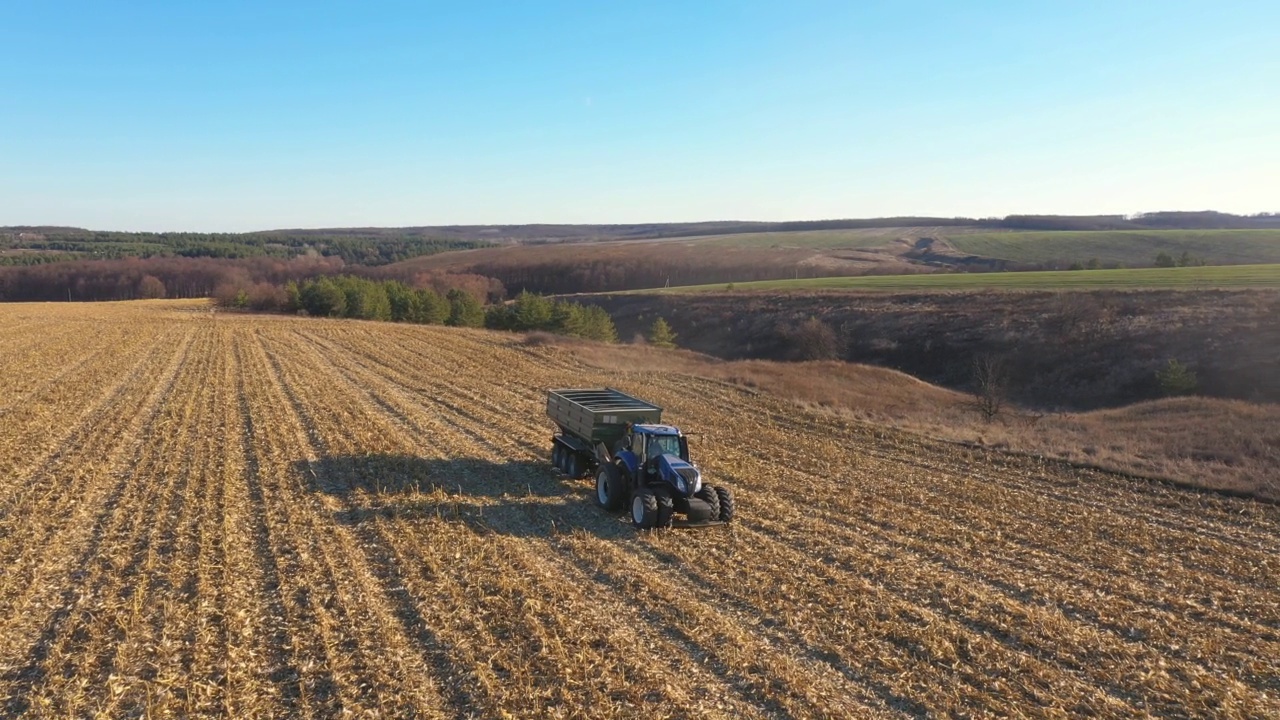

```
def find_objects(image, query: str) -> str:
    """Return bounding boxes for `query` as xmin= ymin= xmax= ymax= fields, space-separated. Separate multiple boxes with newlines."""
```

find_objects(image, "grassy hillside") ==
xmin=640 ymin=263 xmax=1280 ymax=293
xmin=947 ymin=229 xmax=1280 ymax=267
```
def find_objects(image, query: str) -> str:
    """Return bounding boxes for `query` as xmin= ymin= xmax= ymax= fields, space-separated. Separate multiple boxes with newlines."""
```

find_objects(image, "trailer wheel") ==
xmin=714 ymin=486 xmax=735 ymax=523
xmin=565 ymin=453 xmax=580 ymax=478
xmin=595 ymin=465 xmax=626 ymax=512
xmin=694 ymin=486 xmax=720 ymax=520
xmin=631 ymin=488 xmax=658 ymax=530
xmin=653 ymin=486 xmax=674 ymax=529
xmin=551 ymin=444 xmax=564 ymax=471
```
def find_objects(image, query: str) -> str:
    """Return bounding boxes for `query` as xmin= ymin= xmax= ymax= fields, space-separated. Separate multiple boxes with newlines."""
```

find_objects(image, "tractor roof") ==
xmin=634 ymin=424 xmax=681 ymax=435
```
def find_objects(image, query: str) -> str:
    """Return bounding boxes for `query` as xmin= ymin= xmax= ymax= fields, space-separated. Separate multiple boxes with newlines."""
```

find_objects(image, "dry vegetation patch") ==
xmin=0 ymin=300 xmax=1276 ymax=717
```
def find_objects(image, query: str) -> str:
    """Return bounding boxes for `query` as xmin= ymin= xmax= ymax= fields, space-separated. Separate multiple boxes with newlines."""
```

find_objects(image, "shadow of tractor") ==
xmin=295 ymin=454 xmax=631 ymax=539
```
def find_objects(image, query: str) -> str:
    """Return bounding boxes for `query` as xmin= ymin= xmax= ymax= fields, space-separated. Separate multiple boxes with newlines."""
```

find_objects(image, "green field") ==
xmin=669 ymin=226 xmax=995 ymax=249
xmin=947 ymin=229 xmax=1280 ymax=267
xmin=639 ymin=263 xmax=1280 ymax=293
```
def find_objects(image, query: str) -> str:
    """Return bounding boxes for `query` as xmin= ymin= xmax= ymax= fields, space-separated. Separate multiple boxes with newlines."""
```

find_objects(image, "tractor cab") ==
xmin=621 ymin=424 xmax=701 ymax=500
xmin=627 ymin=424 xmax=690 ymax=464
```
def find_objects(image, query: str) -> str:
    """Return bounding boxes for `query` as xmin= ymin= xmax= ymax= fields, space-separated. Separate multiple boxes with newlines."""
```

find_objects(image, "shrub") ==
xmin=1156 ymin=359 xmax=1198 ymax=396
xmin=247 ymin=282 xmax=288 ymax=311
xmin=213 ymin=282 xmax=249 ymax=309
xmin=522 ymin=331 xmax=558 ymax=346
xmin=785 ymin=317 xmax=840 ymax=361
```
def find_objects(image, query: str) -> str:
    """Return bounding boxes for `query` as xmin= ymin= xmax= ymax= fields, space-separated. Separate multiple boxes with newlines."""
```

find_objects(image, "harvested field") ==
xmin=0 ymin=300 xmax=1277 ymax=718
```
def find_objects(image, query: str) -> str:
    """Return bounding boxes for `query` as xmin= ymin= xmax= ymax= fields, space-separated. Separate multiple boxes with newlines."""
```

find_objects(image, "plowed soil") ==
xmin=0 ymin=301 xmax=1276 ymax=718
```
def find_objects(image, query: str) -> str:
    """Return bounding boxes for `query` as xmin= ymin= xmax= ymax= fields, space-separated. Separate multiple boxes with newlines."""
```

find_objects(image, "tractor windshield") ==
xmin=647 ymin=434 xmax=682 ymax=459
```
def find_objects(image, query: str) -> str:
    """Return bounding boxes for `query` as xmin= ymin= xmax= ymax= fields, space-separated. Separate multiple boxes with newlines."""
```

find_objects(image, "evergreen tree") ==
xmin=446 ymin=289 xmax=484 ymax=327
xmin=551 ymin=300 xmax=585 ymax=337
xmin=648 ymin=317 xmax=677 ymax=348
xmin=300 ymin=277 xmax=346 ymax=317
xmin=511 ymin=291 xmax=554 ymax=330
xmin=577 ymin=305 xmax=618 ymax=342
xmin=414 ymin=288 xmax=449 ymax=324
xmin=384 ymin=281 xmax=415 ymax=322
xmin=484 ymin=303 xmax=515 ymax=330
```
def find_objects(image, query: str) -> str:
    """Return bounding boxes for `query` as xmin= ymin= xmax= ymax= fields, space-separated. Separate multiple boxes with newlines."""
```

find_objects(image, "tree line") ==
xmin=219 ymin=276 xmax=620 ymax=342
xmin=0 ymin=228 xmax=484 ymax=265
xmin=0 ymin=255 xmax=504 ymax=303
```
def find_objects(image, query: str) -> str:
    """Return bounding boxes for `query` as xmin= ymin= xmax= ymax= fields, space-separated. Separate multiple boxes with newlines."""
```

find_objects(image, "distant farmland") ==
xmin=660 ymin=225 xmax=1002 ymax=249
xmin=947 ymin=229 xmax=1280 ymax=268
xmin=637 ymin=263 xmax=1280 ymax=293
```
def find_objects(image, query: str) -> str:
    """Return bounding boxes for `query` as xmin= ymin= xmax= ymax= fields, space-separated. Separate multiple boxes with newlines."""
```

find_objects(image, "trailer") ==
xmin=547 ymin=388 xmax=734 ymax=529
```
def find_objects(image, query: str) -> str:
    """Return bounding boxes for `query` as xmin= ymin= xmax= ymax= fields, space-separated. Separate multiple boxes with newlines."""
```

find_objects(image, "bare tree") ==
xmin=970 ymin=354 xmax=1009 ymax=422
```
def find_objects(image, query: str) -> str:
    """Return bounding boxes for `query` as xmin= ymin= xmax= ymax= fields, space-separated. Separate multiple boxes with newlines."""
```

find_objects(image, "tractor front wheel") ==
xmin=714 ymin=486 xmax=735 ymax=523
xmin=694 ymin=486 xmax=720 ymax=520
xmin=653 ymin=486 xmax=674 ymax=529
xmin=631 ymin=488 xmax=658 ymax=530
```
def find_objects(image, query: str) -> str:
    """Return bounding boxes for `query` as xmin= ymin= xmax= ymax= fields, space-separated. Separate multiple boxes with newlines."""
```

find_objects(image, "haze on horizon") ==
xmin=2 ymin=1 xmax=1277 ymax=233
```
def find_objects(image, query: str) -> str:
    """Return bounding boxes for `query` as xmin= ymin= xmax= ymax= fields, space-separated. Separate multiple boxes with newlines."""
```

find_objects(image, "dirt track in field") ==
xmin=0 ymin=301 xmax=1276 ymax=718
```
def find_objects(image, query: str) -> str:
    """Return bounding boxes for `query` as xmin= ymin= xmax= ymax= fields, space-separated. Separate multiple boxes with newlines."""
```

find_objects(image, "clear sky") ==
xmin=2 ymin=1 xmax=1277 ymax=231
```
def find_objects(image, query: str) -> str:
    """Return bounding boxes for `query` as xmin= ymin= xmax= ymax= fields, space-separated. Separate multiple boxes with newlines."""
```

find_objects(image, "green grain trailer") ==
xmin=547 ymin=387 xmax=735 ymax=529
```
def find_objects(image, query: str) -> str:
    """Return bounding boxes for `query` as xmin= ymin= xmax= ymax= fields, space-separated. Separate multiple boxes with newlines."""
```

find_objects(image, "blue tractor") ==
xmin=547 ymin=388 xmax=735 ymax=529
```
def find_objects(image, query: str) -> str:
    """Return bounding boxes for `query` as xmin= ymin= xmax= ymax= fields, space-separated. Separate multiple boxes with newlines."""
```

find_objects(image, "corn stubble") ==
xmin=0 ymin=301 xmax=1276 ymax=718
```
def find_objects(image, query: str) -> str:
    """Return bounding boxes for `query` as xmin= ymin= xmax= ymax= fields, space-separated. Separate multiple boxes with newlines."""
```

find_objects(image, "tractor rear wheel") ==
xmin=714 ymin=486 xmax=735 ymax=523
xmin=694 ymin=486 xmax=720 ymax=520
xmin=631 ymin=488 xmax=658 ymax=530
xmin=653 ymin=486 xmax=674 ymax=528
xmin=595 ymin=465 xmax=626 ymax=512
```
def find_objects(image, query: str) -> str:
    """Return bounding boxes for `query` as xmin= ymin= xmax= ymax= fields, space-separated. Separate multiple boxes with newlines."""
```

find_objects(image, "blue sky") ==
xmin=2 ymin=1 xmax=1276 ymax=231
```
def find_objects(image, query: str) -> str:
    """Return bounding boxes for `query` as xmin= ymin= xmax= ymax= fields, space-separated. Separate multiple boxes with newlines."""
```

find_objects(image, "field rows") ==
xmin=0 ymin=301 xmax=1276 ymax=718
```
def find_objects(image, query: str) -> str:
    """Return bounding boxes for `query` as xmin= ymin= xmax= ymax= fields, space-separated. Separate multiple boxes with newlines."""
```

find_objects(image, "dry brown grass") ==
xmin=558 ymin=336 xmax=1280 ymax=501
xmin=0 ymin=300 xmax=1277 ymax=717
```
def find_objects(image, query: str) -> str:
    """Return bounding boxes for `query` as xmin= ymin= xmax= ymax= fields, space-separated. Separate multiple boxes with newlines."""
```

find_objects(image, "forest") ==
xmin=0 ymin=227 xmax=482 ymax=265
